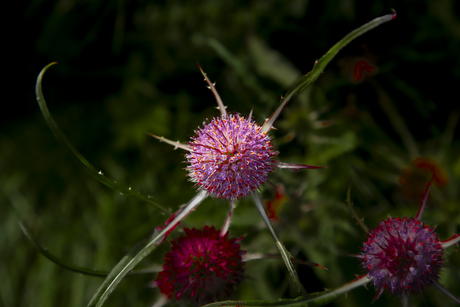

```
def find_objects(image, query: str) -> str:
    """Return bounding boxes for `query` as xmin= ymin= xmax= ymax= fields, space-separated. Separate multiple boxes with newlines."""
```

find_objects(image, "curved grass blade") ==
xmin=262 ymin=10 xmax=396 ymax=133
xmin=87 ymin=190 xmax=207 ymax=307
xmin=203 ymin=274 xmax=371 ymax=307
xmin=35 ymin=63 xmax=169 ymax=213
xmin=18 ymin=221 xmax=161 ymax=277
xmin=19 ymin=221 xmax=108 ymax=277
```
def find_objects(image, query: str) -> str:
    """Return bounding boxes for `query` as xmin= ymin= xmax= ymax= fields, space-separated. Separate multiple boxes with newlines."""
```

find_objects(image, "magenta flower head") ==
xmin=155 ymin=226 xmax=245 ymax=304
xmin=361 ymin=217 xmax=444 ymax=297
xmin=186 ymin=114 xmax=277 ymax=200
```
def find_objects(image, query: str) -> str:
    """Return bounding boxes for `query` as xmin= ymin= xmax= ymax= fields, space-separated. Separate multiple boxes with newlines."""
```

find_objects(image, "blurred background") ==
xmin=2 ymin=0 xmax=460 ymax=306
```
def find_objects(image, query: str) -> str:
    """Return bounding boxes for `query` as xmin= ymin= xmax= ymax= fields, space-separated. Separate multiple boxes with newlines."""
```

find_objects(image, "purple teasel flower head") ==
xmin=361 ymin=216 xmax=443 ymax=296
xmin=185 ymin=114 xmax=277 ymax=200
xmin=355 ymin=178 xmax=460 ymax=303
xmin=155 ymin=226 xmax=245 ymax=304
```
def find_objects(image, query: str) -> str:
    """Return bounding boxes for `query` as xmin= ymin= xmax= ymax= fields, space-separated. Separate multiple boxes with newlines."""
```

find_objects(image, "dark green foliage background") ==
xmin=3 ymin=1 xmax=460 ymax=306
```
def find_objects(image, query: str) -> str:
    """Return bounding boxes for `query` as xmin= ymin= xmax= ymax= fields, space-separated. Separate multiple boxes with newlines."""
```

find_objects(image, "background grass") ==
xmin=2 ymin=0 xmax=460 ymax=306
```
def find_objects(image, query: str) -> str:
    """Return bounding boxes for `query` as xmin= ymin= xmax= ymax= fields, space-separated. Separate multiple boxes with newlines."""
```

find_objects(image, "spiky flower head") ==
xmin=361 ymin=217 xmax=444 ymax=296
xmin=156 ymin=226 xmax=245 ymax=304
xmin=186 ymin=114 xmax=278 ymax=200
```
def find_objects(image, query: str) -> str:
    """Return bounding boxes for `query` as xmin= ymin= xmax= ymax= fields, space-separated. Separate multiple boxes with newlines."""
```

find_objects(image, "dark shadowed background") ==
xmin=2 ymin=1 xmax=460 ymax=306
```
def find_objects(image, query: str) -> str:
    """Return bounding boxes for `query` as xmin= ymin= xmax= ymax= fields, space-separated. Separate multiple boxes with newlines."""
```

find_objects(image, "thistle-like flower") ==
xmin=289 ymin=178 xmax=460 ymax=306
xmin=356 ymin=179 xmax=460 ymax=302
xmin=155 ymin=226 xmax=245 ymax=304
xmin=361 ymin=216 xmax=444 ymax=297
xmin=186 ymin=114 xmax=278 ymax=200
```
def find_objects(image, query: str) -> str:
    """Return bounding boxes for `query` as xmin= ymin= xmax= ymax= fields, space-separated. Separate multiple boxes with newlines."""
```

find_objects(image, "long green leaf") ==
xmin=87 ymin=190 xmax=207 ymax=307
xmin=19 ymin=221 xmax=108 ymax=277
xmin=18 ymin=221 xmax=161 ymax=277
xmin=262 ymin=10 xmax=396 ymax=133
xmin=35 ymin=63 xmax=169 ymax=213
xmin=203 ymin=275 xmax=371 ymax=307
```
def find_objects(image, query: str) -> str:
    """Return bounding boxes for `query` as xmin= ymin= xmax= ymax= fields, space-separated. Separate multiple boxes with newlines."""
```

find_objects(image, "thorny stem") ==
xmin=198 ymin=63 xmax=227 ymax=118
xmin=148 ymin=134 xmax=192 ymax=151
xmin=275 ymin=161 xmax=326 ymax=170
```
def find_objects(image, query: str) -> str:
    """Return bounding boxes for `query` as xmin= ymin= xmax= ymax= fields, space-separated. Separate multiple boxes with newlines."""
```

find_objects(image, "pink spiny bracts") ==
xmin=186 ymin=114 xmax=278 ymax=200
xmin=361 ymin=217 xmax=444 ymax=297
xmin=156 ymin=226 xmax=245 ymax=304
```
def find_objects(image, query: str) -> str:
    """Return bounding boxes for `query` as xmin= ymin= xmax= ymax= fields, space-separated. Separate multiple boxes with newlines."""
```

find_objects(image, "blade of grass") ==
xmin=203 ymin=275 xmax=371 ymax=306
xmin=35 ymin=63 xmax=169 ymax=213
xmin=87 ymin=190 xmax=207 ymax=307
xmin=19 ymin=221 xmax=108 ymax=277
xmin=18 ymin=221 xmax=161 ymax=277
